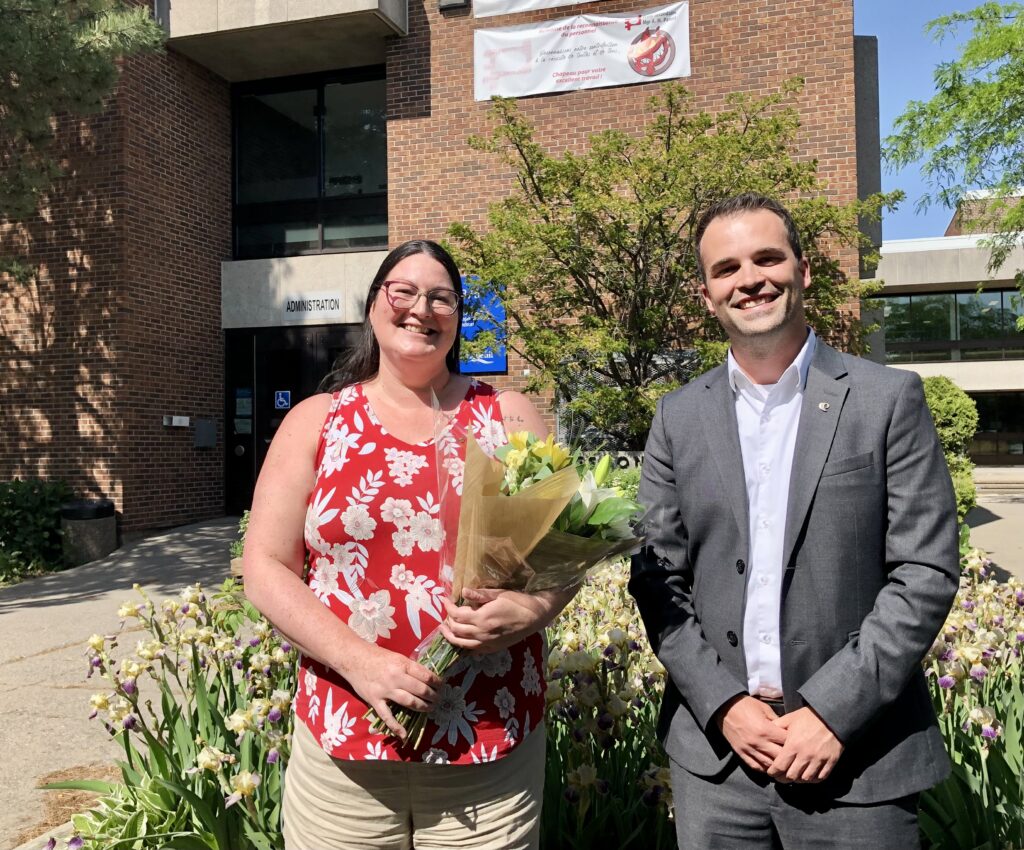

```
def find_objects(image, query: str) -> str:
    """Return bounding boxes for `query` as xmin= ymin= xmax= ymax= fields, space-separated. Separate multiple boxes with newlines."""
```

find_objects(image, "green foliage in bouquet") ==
xmin=46 ymin=580 xmax=297 ymax=850
xmin=495 ymin=433 xmax=642 ymax=542
xmin=541 ymin=561 xmax=675 ymax=850
xmin=920 ymin=550 xmax=1024 ymax=850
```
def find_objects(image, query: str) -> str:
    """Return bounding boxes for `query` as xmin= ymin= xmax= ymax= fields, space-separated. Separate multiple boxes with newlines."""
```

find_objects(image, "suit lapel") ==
xmin=700 ymin=367 xmax=749 ymax=548
xmin=782 ymin=343 xmax=849 ymax=570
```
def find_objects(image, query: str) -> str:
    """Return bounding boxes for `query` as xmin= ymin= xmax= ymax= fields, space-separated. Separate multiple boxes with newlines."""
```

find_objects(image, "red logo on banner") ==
xmin=626 ymin=26 xmax=675 ymax=77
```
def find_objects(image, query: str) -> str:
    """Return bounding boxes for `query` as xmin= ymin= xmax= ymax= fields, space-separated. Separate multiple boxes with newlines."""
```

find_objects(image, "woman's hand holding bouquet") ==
xmin=368 ymin=430 xmax=644 ymax=747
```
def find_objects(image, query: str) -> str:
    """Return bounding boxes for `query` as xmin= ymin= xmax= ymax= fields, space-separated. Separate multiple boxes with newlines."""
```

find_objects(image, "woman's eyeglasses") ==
xmin=380 ymin=280 xmax=461 ymax=316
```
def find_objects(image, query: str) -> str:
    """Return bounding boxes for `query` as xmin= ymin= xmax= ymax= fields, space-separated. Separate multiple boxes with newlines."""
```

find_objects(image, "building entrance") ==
xmin=224 ymin=324 xmax=360 ymax=514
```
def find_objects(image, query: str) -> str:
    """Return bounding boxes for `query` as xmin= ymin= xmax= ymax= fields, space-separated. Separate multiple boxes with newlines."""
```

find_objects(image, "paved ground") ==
xmin=0 ymin=518 xmax=237 ymax=850
xmin=966 ymin=495 xmax=1024 ymax=582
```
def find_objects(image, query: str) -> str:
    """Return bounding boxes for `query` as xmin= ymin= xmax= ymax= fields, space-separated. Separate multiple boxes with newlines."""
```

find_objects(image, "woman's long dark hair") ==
xmin=322 ymin=240 xmax=463 ymax=391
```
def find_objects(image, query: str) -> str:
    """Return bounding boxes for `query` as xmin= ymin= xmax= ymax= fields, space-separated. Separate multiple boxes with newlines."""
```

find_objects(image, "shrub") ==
xmin=608 ymin=467 xmax=641 ymax=502
xmin=923 ymin=376 xmax=980 ymax=455
xmin=0 ymin=478 xmax=72 ymax=581
xmin=922 ymin=376 xmax=979 ymax=521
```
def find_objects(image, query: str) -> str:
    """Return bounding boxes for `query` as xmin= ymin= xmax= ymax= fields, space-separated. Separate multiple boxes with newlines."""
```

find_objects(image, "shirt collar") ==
xmin=727 ymin=328 xmax=817 ymax=395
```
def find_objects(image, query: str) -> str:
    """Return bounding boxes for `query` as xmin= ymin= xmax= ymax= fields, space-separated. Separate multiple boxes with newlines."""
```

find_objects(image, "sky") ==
xmin=853 ymin=0 xmax=974 ymax=241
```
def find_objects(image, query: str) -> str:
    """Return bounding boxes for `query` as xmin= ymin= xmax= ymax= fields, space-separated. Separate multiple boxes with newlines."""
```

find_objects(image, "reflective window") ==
xmin=236 ymin=89 xmax=318 ymax=204
xmin=233 ymin=68 xmax=387 ymax=260
xmin=878 ymin=289 xmax=1024 ymax=362
xmin=969 ymin=392 xmax=1024 ymax=463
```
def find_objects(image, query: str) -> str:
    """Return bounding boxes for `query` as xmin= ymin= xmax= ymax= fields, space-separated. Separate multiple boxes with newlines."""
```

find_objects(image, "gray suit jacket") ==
xmin=629 ymin=341 xmax=960 ymax=804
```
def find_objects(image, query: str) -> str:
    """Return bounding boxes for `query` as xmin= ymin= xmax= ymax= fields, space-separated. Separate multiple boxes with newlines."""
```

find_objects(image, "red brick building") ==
xmin=0 ymin=0 xmax=879 ymax=530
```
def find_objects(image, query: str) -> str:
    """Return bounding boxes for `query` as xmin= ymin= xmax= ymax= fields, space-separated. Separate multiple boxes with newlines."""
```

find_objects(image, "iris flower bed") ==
xmin=46 ymin=546 xmax=1024 ymax=850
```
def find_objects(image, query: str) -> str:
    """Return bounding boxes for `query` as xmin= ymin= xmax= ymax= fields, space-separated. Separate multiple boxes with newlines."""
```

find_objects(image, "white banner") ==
xmin=474 ymin=0 xmax=575 ymax=19
xmin=473 ymin=3 xmax=689 ymax=101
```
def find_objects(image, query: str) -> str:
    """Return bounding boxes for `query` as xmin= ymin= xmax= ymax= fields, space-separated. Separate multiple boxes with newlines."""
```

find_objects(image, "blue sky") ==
xmin=853 ymin=0 xmax=972 ymax=241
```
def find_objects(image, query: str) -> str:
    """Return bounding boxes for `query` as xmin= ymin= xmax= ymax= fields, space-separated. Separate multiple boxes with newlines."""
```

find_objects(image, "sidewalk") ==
xmin=965 ymin=494 xmax=1024 ymax=582
xmin=0 ymin=517 xmax=237 ymax=850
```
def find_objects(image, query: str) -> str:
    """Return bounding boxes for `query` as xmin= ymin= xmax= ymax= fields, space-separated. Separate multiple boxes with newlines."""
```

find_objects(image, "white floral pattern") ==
xmin=295 ymin=382 xmax=544 ymax=765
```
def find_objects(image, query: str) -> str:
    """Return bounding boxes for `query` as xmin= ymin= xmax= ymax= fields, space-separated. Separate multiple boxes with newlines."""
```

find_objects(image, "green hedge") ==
xmin=0 ymin=478 xmax=72 ymax=581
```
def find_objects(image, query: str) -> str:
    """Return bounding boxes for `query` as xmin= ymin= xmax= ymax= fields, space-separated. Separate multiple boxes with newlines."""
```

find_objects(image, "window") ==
xmin=233 ymin=68 xmax=386 ymax=259
xmin=878 ymin=290 xmax=1024 ymax=362
xmin=969 ymin=391 xmax=1024 ymax=464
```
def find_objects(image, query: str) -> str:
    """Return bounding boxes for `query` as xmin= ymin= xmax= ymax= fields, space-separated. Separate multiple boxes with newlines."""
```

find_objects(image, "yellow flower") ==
xmin=270 ymin=689 xmax=292 ymax=710
xmin=120 ymin=658 xmax=144 ymax=679
xmin=180 ymin=584 xmax=203 ymax=605
xmin=250 ymin=698 xmax=271 ymax=718
xmin=226 ymin=709 xmax=254 ymax=734
xmin=136 ymin=639 xmax=163 ymax=661
xmin=570 ymin=763 xmax=598 ymax=787
xmin=88 ymin=634 xmax=105 ymax=652
xmin=117 ymin=601 xmax=141 ymax=619
xmin=230 ymin=770 xmax=260 ymax=797
xmin=90 ymin=693 xmax=110 ymax=712
xmin=531 ymin=435 xmax=572 ymax=470
xmin=196 ymin=745 xmax=233 ymax=772
xmin=507 ymin=431 xmax=532 ymax=451
xmin=608 ymin=693 xmax=629 ymax=718
xmin=504 ymin=448 xmax=529 ymax=470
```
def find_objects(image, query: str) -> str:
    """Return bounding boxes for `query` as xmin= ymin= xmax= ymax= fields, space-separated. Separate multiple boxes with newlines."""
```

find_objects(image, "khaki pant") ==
xmin=282 ymin=721 xmax=545 ymax=850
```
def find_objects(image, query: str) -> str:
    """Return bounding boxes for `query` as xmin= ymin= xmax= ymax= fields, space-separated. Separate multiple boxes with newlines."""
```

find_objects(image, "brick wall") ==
xmin=386 ymin=0 xmax=861 ymax=421
xmin=116 ymin=52 xmax=232 ymax=531
xmin=0 ymin=91 xmax=128 ymax=512
xmin=0 ymin=49 xmax=231 ymax=532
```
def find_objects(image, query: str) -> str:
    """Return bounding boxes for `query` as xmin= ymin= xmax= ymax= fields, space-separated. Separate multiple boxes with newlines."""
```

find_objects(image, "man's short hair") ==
xmin=693 ymin=193 xmax=804 ymax=282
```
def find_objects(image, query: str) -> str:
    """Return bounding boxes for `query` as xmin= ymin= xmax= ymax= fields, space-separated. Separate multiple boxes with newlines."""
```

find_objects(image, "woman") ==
xmin=243 ymin=240 xmax=574 ymax=849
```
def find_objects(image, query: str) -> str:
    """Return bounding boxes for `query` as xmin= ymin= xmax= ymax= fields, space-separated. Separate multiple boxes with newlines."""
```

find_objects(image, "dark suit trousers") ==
xmin=670 ymin=759 xmax=920 ymax=850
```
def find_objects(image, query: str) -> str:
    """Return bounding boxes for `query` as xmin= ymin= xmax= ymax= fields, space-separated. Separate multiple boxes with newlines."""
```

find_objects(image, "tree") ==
xmin=448 ymin=82 xmax=896 ymax=449
xmin=0 ymin=0 xmax=164 ymax=276
xmin=885 ymin=2 xmax=1024 ymax=310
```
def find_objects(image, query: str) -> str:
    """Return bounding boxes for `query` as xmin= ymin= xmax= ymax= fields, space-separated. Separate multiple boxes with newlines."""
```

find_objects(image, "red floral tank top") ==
xmin=295 ymin=380 xmax=545 ymax=764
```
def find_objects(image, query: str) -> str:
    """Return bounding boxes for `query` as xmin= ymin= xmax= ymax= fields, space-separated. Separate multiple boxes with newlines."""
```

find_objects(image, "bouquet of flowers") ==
xmin=369 ymin=426 xmax=644 ymax=747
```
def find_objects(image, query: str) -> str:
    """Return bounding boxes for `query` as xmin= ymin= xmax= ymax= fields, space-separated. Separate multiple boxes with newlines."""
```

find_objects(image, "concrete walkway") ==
xmin=966 ymin=495 xmax=1024 ymax=582
xmin=0 ymin=517 xmax=237 ymax=850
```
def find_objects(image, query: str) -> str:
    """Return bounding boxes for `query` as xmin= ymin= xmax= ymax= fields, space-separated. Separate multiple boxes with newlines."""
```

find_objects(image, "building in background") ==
xmin=0 ymin=0 xmax=879 ymax=530
xmin=866 ymin=208 xmax=1024 ymax=467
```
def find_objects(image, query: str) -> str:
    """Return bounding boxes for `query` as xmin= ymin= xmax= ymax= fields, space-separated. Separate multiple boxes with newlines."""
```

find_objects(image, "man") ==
xmin=629 ymin=193 xmax=959 ymax=848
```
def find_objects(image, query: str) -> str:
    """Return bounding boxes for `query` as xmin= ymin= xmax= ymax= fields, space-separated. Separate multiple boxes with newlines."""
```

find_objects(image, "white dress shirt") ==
xmin=727 ymin=329 xmax=816 ymax=698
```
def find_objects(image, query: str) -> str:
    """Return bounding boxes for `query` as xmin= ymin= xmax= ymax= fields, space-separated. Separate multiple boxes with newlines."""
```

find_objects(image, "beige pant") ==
xmin=282 ymin=721 xmax=545 ymax=850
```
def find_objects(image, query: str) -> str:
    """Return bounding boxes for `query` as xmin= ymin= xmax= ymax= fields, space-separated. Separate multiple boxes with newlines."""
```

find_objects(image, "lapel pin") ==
xmin=818 ymin=402 xmax=830 ymax=411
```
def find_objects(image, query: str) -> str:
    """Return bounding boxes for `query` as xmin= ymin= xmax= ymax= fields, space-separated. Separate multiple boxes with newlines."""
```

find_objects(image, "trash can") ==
xmin=61 ymin=499 xmax=118 ymax=567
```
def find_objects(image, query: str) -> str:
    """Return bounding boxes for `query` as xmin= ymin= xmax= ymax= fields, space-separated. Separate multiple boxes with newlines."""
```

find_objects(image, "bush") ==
xmin=0 ymin=478 xmax=72 ymax=581
xmin=923 ymin=376 xmax=980 ymax=455
xmin=608 ymin=467 xmax=641 ymax=502
xmin=922 ymin=376 xmax=979 ymax=522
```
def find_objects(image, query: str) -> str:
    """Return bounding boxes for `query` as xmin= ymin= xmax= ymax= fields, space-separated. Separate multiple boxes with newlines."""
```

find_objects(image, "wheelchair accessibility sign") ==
xmin=274 ymin=390 xmax=291 ymax=410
